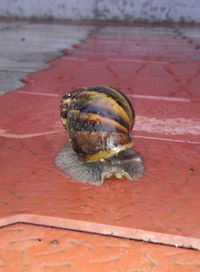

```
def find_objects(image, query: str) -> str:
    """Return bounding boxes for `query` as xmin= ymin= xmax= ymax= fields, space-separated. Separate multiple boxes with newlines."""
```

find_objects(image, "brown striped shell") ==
xmin=60 ymin=86 xmax=135 ymax=162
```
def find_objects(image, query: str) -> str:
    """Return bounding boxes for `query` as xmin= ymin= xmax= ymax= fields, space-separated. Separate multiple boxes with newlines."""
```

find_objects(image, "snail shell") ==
xmin=60 ymin=86 xmax=135 ymax=162
xmin=55 ymin=86 xmax=144 ymax=185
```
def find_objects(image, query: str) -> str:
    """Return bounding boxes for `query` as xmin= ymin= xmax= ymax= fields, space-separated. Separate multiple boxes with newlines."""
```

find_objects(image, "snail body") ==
xmin=55 ymin=86 xmax=144 ymax=185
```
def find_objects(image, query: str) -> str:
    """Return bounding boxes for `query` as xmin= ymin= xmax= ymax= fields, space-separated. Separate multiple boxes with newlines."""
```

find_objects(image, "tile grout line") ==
xmin=134 ymin=135 xmax=200 ymax=145
xmin=0 ymin=213 xmax=199 ymax=250
xmin=61 ymin=56 xmax=171 ymax=64
xmin=17 ymin=90 xmax=192 ymax=103
xmin=0 ymin=130 xmax=199 ymax=144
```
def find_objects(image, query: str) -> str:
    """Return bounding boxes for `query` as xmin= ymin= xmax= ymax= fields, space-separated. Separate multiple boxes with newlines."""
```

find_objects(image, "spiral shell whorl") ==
xmin=60 ymin=86 xmax=135 ymax=162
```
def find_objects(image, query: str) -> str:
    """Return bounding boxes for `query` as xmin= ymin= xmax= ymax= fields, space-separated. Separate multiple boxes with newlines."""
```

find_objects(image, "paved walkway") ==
xmin=0 ymin=20 xmax=93 ymax=94
xmin=0 ymin=20 xmax=200 ymax=270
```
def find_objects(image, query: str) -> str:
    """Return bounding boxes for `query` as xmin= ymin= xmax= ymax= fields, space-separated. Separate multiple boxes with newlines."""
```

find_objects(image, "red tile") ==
xmin=0 ymin=24 xmax=200 ymax=251
xmin=0 ymin=223 xmax=200 ymax=272
xmin=0 ymin=132 xmax=200 ymax=248
xmin=19 ymin=58 xmax=200 ymax=99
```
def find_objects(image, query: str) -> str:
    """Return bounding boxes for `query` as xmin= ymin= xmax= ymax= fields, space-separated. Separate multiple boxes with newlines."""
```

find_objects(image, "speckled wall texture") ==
xmin=0 ymin=0 xmax=200 ymax=23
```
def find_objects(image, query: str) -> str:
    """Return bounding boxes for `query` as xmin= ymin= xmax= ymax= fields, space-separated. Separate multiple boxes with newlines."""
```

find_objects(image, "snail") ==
xmin=55 ymin=86 xmax=144 ymax=185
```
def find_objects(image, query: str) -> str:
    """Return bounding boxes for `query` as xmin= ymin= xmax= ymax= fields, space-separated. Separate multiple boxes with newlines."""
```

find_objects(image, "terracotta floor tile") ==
xmin=0 ymin=224 xmax=200 ymax=272
xmin=0 ymin=23 xmax=200 ymax=252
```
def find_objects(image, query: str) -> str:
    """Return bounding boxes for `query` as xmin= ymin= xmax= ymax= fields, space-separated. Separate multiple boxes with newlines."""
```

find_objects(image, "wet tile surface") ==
xmin=71 ymin=25 xmax=200 ymax=61
xmin=0 ymin=22 xmax=200 ymax=250
xmin=0 ymin=20 xmax=94 ymax=94
xmin=19 ymin=57 xmax=200 ymax=99
xmin=0 ymin=134 xmax=200 ymax=242
xmin=0 ymin=223 xmax=200 ymax=272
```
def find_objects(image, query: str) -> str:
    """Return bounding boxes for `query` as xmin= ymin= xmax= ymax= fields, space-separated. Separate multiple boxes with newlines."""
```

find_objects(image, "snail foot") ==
xmin=55 ymin=144 xmax=144 ymax=185
xmin=55 ymin=143 xmax=104 ymax=185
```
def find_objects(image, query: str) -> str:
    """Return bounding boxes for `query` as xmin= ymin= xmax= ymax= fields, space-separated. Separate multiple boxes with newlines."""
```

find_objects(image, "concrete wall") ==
xmin=0 ymin=0 xmax=200 ymax=23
